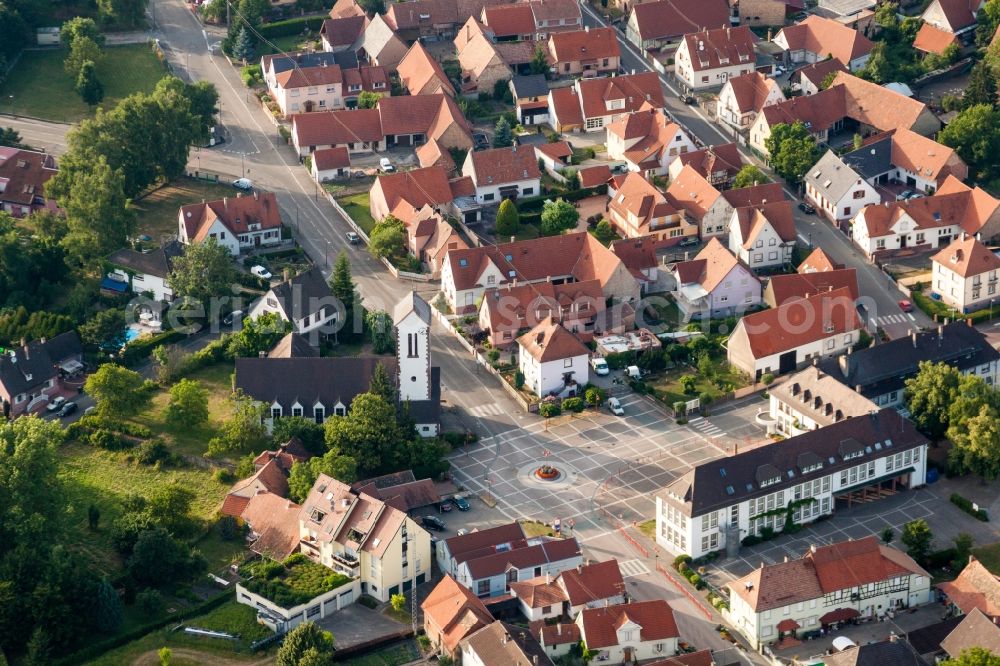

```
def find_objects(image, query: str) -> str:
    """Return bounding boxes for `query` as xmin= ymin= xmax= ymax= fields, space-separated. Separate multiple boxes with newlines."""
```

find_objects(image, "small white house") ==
xmin=931 ymin=234 xmax=1000 ymax=314
xmin=106 ymin=241 xmax=184 ymax=302
xmin=248 ymin=267 xmax=338 ymax=336
xmin=509 ymin=576 xmax=567 ymax=621
xmin=517 ymin=318 xmax=590 ymax=398
xmin=463 ymin=145 xmax=542 ymax=204
xmin=728 ymin=201 xmax=797 ymax=271
xmin=577 ymin=600 xmax=680 ymax=663
xmin=177 ymin=192 xmax=284 ymax=256
xmin=804 ymin=151 xmax=882 ymax=224
xmin=675 ymin=26 xmax=756 ymax=92
xmin=311 ymin=146 xmax=351 ymax=182
xmin=717 ymin=72 xmax=785 ymax=130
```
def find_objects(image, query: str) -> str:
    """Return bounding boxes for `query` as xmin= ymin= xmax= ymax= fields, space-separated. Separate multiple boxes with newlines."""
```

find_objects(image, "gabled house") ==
xmin=717 ymin=71 xmax=785 ymax=130
xmin=415 ymin=139 xmax=457 ymax=172
xmin=938 ymin=557 xmax=1000 ymax=618
xmin=369 ymin=165 xmax=466 ymax=221
xmin=767 ymin=364 xmax=877 ymax=437
xmin=920 ymin=0 xmax=984 ymax=36
xmin=608 ymin=172 xmax=697 ymax=241
xmin=0 ymin=147 xmax=59 ymax=218
xmin=791 ymin=58 xmax=847 ymax=96
xmin=556 ymin=560 xmax=626 ymax=617
xmin=535 ymin=141 xmax=573 ymax=173
xmin=461 ymin=621 xmax=555 ymax=666
xmin=534 ymin=622 xmax=583 ymax=660
xmin=663 ymin=166 xmax=726 ymax=237
xmin=673 ymin=238 xmax=761 ymax=318
xmin=107 ymin=241 xmax=184 ymax=303
xmin=667 ymin=143 xmax=744 ymax=188
xmin=290 ymin=108 xmax=385 ymax=157
xmin=383 ymin=0 xmax=460 ymax=41
xmin=396 ymin=42 xmax=456 ymax=96
xmin=547 ymin=27 xmax=620 ymax=78
xmin=804 ymin=150 xmax=882 ymax=225
xmin=609 ymin=234 xmax=678 ymax=292
xmin=511 ymin=74 xmax=551 ymax=126
xmin=509 ymin=576 xmax=568 ymax=621
xmin=220 ymin=438 xmax=311 ymax=518
xmin=319 ymin=14 xmax=368 ymax=53
xmin=527 ymin=0 xmax=583 ymax=37
xmin=235 ymin=292 xmax=442 ymax=436
xmin=350 ymin=13 xmax=409 ymax=69
xmin=578 ymin=164 xmax=613 ymax=190
xmin=177 ymin=192 xmax=283 ymax=255
xmin=462 ymin=145 xmax=542 ymax=203
xmin=436 ymin=522 xmax=584 ymax=597
xmin=311 ymin=146 xmax=352 ymax=182
xmin=625 ymin=0 xmax=730 ymax=52
xmin=548 ymin=72 xmax=665 ymax=133
xmin=607 ymin=108 xmax=697 ymax=176
xmin=675 ymin=26 xmax=757 ymax=92
xmin=456 ymin=18 xmax=514 ymax=97
xmin=0 ymin=332 xmax=83 ymax=418
xmin=657 ymin=410 xmax=929 ymax=559
xmin=248 ymin=267 xmax=338 ymax=338
xmin=842 ymin=128 xmax=969 ymax=196
xmin=773 ymin=16 xmax=874 ymax=71
xmin=441 ymin=231 xmax=641 ymax=313
xmin=940 ymin=608 xmax=1000 ymax=657
xmin=851 ymin=176 xmax=1000 ymax=258
xmin=726 ymin=287 xmax=861 ymax=379
xmin=727 ymin=538 xmax=931 ymax=649
xmin=931 ymin=234 xmax=1000 ymax=313
xmin=478 ymin=279 xmax=605 ymax=347
xmin=239 ymin=492 xmax=303 ymax=561
xmin=482 ymin=4 xmax=537 ymax=40
xmin=576 ymin=600 xmax=680 ymax=664
xmin=350 ymin=469 xmax=442 ymax=515
xmin=406 ymin=207 xmax=470 ymax=277
xmin=422 ymin=575 xmax=494 ymax=659
xmin=798 ymin=247 xmax=841 ymax=273
xmin=913 ymin=22 xmax=960 ymax=56
xmin=728 ymin=200 xmax=797 ymax=270
xmin=518 ymin=317 xmax=591 ymax=396
xmin=763 ymin=267 xmax=859 ymax=307
xmin=261 ymin=53 xmax=349 ymax=116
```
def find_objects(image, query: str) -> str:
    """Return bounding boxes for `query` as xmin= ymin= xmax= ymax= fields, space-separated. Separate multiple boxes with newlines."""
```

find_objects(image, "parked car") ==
xmin=439 ymin=499 xmax=453 ymax=512
xmin=678 ymin=236 xmax=700 ymax=247
xmin=453 ymin=494 xmax=471 ymax=511
xmin=774 ymin=65 xmax=787 ymax=76
xmin=798 ymin=201 xmax=816 ymax=214
xmin=898 ymin=299 xmax=914 ymax=313
xmin=608 ymin=397 xmax=625 ymax=416
xmin=422 ymin=515 xmax=446 ymax=531
xmin=58 ymin=401 xmax=78 ymax=418
xmin=898 ymin=189 xmax=915 ymax=201
xmin=233 ymin=177 xmax=253 ymax=191
xmin=379 ymin=157 xmax=395 ymax=173
xmin=590 ymin=357 xmax=610 ymax=375
xmin=679 ymin=93 xmax=696 ymax=105
xmin=250 ymin=265 xmax=272 ymax=279
xmin=473 ymin=133 xmax=490 ymax=149
xmin=223 ymin=310 xmax=244 ymax=326
xmin=47 ymin=396 xmax=67 ymax=412
xmin=346 ymin=231 xmax=361 ymax=244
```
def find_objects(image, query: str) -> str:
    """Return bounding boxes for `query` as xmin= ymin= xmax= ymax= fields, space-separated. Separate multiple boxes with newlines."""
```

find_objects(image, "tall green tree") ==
xmin=0 ymin=128 xmax=25 ymax=149
xmin=166 ymin=379 xmax=209 ymax=426
xmin=325 ymin=392 xmax=400 ymax=475
xmin=23 ymin=628 xmax=50 ymax=666
xmin=96 ymin=0 xmax=149 ymax=28
xmin=965 ymin=62 xmax=998 ymax=109
xmin=287 ymin=452 xmax=358 ymax=503
xmin=765 ymin=122 xmax=820 ymax=184
xmin=78 ymin=309 xmax=127 ymax=351
xmin=76 ymin=60 xmax=105 ymax=105
xmin=529 ymin=45 xmax=549 ymax=76
xmin=492 ymin=116 xmax=513 ymax=148
xmin=366 ymin=310 xmax=394 ymax=354
xmin=357 ymin=91 xmax=382 ymax=109
xmin=85 ymin=364 xmax=150 ymax=419
xmin=939 ymin=104 xmax=1000 ymax=181
xmin=276 ymin=622 xmax=335 ymax=666
xmin=154 ymin=77 xmax=219 ymax=142
xmin=61 ymin=18 xmax=105 ymax=48
xmin=93 ymin=578 xmax=124 ymax=633
xmin=369 ymin=216 xmax=406 ymax=259
xmin=496 ymin=199 xmax=520 ymax=236
xmin=330 ymin=252 xmax=358 ymax=336
xmin=904 ymin=361 xmax=963 ymax=440
xmin=272 ymin=416 xmax=326 ymax=455
xmin=168 ymin=238 xmax=237 ymax=303
xmin=901 ymin=518 xmax=933 ymax=565
xmin=732 ymin=165 xmax=769 ymax=188
xmin=64 ymin=35 xmax=102 ymax=77
xmin=977 ymin=0 xmax=1000 ymax=46
xmin=232 ymin=27 xmax=256 ymax=62
xmin=949 ymin=402 xmax=1000 ymax=480
xmin=227 ymin=312 xmax=291 ymax=358
xmin=207 ymin=391 xmax=268 ymax=456
xmin=540 ymin=198 xmax=579 ymax=236
xmin=369 ymin=362 xmax=395 ymax=404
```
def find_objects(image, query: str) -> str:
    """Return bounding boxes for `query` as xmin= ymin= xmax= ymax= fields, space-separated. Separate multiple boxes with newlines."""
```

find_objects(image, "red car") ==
xmin=898 ymin=299 xmax=913 ymax=313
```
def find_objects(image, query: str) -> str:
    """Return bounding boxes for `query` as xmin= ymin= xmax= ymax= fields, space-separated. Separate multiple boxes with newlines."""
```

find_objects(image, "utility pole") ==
xmin=226 ymin=0 xmax=231 ymax=27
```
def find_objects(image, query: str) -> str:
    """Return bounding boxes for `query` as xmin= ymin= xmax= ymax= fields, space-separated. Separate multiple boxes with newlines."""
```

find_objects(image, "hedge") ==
xmin=950 ymin=493 xmax=989 ymax=521
xmin=55 ymin=590 xmax=233 ymax=666
xmin=121 ymin=329 xmax=186 ymax=366
xmin=514 ymin=186 xmax=603 ymax=213
xmin=257 ymin=16 xmax=326 ymax=38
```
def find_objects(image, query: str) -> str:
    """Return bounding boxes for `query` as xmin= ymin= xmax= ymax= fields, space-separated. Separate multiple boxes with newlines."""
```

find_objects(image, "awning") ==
xmin=59 ymin=359 xmax=84 ymax=374
xmin=777 ymin=619 xmax=801 ymax=632
xmin=100 ymin=276 xmax=128 ymax=293
xmin=838 ymin=467 xmax=915 ymax=495
xmin=820 ymin=608 xmax=860 ymax=625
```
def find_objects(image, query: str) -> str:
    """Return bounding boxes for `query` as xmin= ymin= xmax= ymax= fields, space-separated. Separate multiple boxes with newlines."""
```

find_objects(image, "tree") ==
xmin=765 ymin=122 xmax=820 ymax=184
xmin=369 ymin=216 xmax=406 ymax=259
xmin=529 ymin=45 xmax=549 ymax=76
xmin=97 ymin=0 xmax=149 ymax=27
xmin=93 ymin=578 xmax=123 ymax=633
xmin=64 ymin=36 xmax=102 ymax=78
xmin=390 ymin=593 xmax=406 ymax=612
xmin=939 ymin=104 xmax=1000 ymax=181
xmin=977 ymin=0 xmax=1000 ymax=46
xmin=168 ymin=238 xmax=237 ymax=303
xmin=965 ymin=61 xmax=998 ymax=109
xmin=862 ymin=42 xmax=893 ymax=84
xmin=272 ymin=416 xmax=326 ymax=455
xmin=905 ymin=361 xmax=963 ymax=440
xmin=227 ymin=312 xmax=291 ymax=358
xmin=493 ymin=77 xmax=511 ymax=102
xmin=276 ymin=622 xmax=335 ymax=666
xmin=287 ymin=452 xmax=358 ymax=503
xmin=495 ymin=199 xmax=520 ymax=237
xmin=403 ymin=436 xmax=450 ymax=479
xmin=23 ymin=628 xmax=50 ymax=666
xmin=901 ymin=519 xmax=933 ymax=565
xmin=180 ymin=80 xmax=219 ymax=141
xmin=593 ymin=219 xmax=615 ymax=243
xmin=732 ymin=165 xmax=768 ymax=189
xmin=881 ymin=527 xmax=894 ymax=544
xmin=949 ymin=403 xmax=1000 ymax=479
xmin=953 ymin=533 xmax=974 ymax=569
xmin=357 ymin=91 xmax=382 ymax=109
xmin=330 ymin=252 xmax=358 ymax=337
xmin=943 ymin=648 xmax=1000 ymax=666
xmin=820 ymin=71 xmax=838 ymax=90
xmin=325 ymin=392 xmax=400 ymax=475
xmin=47 ymin=155 xmax=134 ymax=265
xmin=540 ymin=198 xmax=579 ymax=236
xmin=0 ymin=128 xmax=25 ymax=149
xmin=166 ymin=379 xmax=209 ymax=426
xmin=76 ymin=61 xmax=105 ymax=105
xmin=159 ymin=647 xmax=172 ymax=666
xmin=357 ymin=0 xmax=384 ymax=13
xmin=207 ymin=392 xmax=268 ymax=456
xmin=492 ymin=116 xmax=513 ymax=147
xmin=127 ymin=527 xmax=186 ymax=586
xmin=60 ymin=17 xmax=105 ymax=49
xmin=79 ymin=308 xmax=127 ymax=350
xmin=874 ymin=0 xmax=899 ymax=29
xmin=369 ymin=362 xmax=395 ymax=403
xmin=85 ymin=364 xmax=149 ymax=419
xmin=366 ymin=310 xmax=394 ymax=354
xmin=232 ymin=27 xmax=256 ymax=62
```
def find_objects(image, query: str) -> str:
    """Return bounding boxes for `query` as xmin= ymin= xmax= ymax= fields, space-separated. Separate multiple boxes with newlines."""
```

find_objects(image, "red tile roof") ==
xmin=609 ymin=172 xmax=678 ymax=232
xmin=548 ymin=27 xmax=620 ymax=65
xmin=468 ymin=144 xmax=541 ymax=186
xmin=292 ymin=109 xmax=383 ymax=147
xmin=530 ymin=0 xmax=581 ymax=22
xmin=536 ymin=140 xmax=573 ymax=162
xmin=422 ymin=575 xmax=494 ymax=654
xmin=320 ymin=15 xmax=368 ymax=48
xmin=444 ymin=522 xmax=526 ymax=564
xmin=483 ymin=3 xmax=535 ymax=36
xmin=681 ymin=26 xmax=756 ymax=73
xmin=179 ymin=191 xmax=283 ymax=243
xmin=275 ymin=62 xmax=343 ymax=88
xmin=767 ymin=268 xmax=860 ymax=306
xmin=518 ymin=317 xmax=590 ymax=362
xmin=557 ymin=560 xmax=625 ymax=606
xmin=578 ymin=600 xmax=679 ymax=649
xmin=926 ymin=0 xmax=979 ymax=32
xmin=549 ymin=85 xmax=585 ymax=127
xmin=375 ymin=165 xmax=457 ymax=218
xmin=578 ymin=164 xmax=612 ymax=188
xmin=776 ymin=16 xmax=874 ymax=67
xmin=312 ymin=146 xmax=351 ymax=171
xmin=857 ymin=180 xmax=1000 ymax=239
xmin=577 ymin=72 xmax=665 ymax=121
xmin=720 ymin=181 xmax=786 ymax=208
xmin=798 ymin=247 xmax=841 ymax=273
xmin=672 ymin=143 xmax=744 ymax=183
xmin=509 ymin=576 xmax=569 ymax=608
xmin=736 ymin=287 xmax=861 ymax=358
xmin=630 ymin=0 xmax=730 ymax=42
xmin=795 ymin=58 xmax=848 ymax=88
xmin=536 ymin=621 xmax=582 ymax=647
xmin=0 ymin=147 xmax=58 ymax=209
xmin=242 ymin=492 xmax=302 ymax=561
xmin=220 ymin=494 xmax=251 ymax=517
xmin=480 ymin=279 xmax=605 ymax=335
xmin=913 ymin=22 xmax=959 ymax=54
xmin=674 ymin=237 xmax=748 ymax=293
xmin=397 ymin=41 xmax=456 ymax=96
xmin=665 ymin=164 xmax=722 ymax=221
xmin=385 ymin=0 xmax=459 ymax=30
xmin=938 ymin=558 xmax=1000 ymax=617
xmin=378 ymin=94 xmax=472 ymax=143
xmin=733 ymin=200 xmax=796 ymax=248
xmin=931 ymin=234 xmax=1000 ymax=278
xmin=646 ymin=650 xmax=714 ymax=666
xmin=725 ymin=71 xmax=780 ymax=114
xmin=466 ymin=536 xmax=582 ymax=579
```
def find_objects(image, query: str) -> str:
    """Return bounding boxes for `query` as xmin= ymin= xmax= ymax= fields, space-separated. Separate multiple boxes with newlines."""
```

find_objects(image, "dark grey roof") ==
xmin=511 ymin=75 xmax=550 ymax=99
xmin=268 ymin=267 xmax=335 ymax=322
xmin=333 ymin=49 xmax=359 ymax=69
xmin=0 ymin=331 xmax=81 ymax=397
xmin=805 ymin=150 xmax=864 ymax=202
xmin=353 ymin=470 xmax=418 ymax=490
xmin=269 ymin=332 xmax=319 ymax=358
xmin=826 ymin=640 xmax=929 ymax=666
xmin=906 ymin=615 xmax=963 ymax=656
xmin=843 ymin=133 xmax=893 ymax=181
xmin=818 ymin=322 xmax=1000 ymax=399
xmin=108 ymin=241 xmax=185 ymax=279
xmin=662 ymin=409 xmax=928 ymax=517
xmin=269 ymin=51 xmax=341 ymax=75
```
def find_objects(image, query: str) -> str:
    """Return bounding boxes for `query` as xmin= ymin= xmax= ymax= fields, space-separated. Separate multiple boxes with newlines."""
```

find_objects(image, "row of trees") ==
xmin=62 ymin=18 xmax=106 ymax=105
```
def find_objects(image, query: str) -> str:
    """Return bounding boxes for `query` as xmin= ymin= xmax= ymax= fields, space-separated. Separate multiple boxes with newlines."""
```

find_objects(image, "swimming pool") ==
xmin=123 ymin=326 xmax=141 ymax=344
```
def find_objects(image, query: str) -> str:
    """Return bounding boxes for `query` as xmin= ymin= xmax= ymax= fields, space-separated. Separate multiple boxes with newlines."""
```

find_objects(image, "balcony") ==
xmin=330 ymin=551 xmax=361 ymax=577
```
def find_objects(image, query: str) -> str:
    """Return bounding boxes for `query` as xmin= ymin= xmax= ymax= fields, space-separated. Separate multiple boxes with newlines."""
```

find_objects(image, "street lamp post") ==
xmin=991 ymin=298 xmax=995 ymax=320
xmin=325 ymin=241 xmax=331 ymax=268
xmin=8 ymin=95 xmax=13 ymax=118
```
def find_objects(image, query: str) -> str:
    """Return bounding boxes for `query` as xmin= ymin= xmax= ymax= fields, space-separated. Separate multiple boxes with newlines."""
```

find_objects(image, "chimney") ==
xmin=889 ymin=633 xmax=898 ymax=643
xmin=577 ymin=563 xmax=582 ymax=574
xmin=546 ymin=573 xmax=552 ymax=584
xmin=21 ymin=339 xmax=28 ymax=360
xmin=968 ymin=317 xmax=973 ymax=327
xmin=557 ymin=623 xmax=562 ymax=636
xmin=810 ymin=544 xmax=817 ymax=554
xmin=502 ymin=633 xmax=509 ymax=645
xmin=533 ymin=657 xmax=539 ymax=666
xmin=40 ymin=337 xmax=46 ymax=345
xmin=585 ymin=25 xmax=589 ymax=32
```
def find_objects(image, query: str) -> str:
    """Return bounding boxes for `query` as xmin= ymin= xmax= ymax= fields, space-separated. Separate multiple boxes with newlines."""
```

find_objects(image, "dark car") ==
xmin=473 ymin=133 xmax=490 ymax=149
xmin=679 ymin=93 xmax=696 ymax=105
xmin=453 ymin=495 xmax=471 ymax=511
xmin=678 ymin=237 xmax=700 ymax=247
xmin=798 ymin=201 xmax=816 ymax=215
xmin=422 ymin=515 xmax=446 ymax=532
xmin=58 ymin=401 xmax=78 ymax=418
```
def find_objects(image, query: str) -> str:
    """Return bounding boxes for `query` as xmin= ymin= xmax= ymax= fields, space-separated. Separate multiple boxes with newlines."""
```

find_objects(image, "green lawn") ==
xmin=340 ymin=640 xmax=421 ymax=666
xmin=638 ymin=519 xmax=656 ymax=540
xmin=186 ymin=601 xmax=273 ymax=641
xmin=520 ymin=519 xmax=558 ymax=538
xmin=1 ymin=44 xmax=168 ymax=123
xmin=337 ymin=192 xmax=376 ymax=235
xmin=648 ymin=360 xmax=750 ymax=407
xmin=514 ymin=223 xmax=541 ymax=241
xmin=132 ymin=178 xmax=237 ymax=242
xmin=973 ymin=542 xmax=1000 ymax=575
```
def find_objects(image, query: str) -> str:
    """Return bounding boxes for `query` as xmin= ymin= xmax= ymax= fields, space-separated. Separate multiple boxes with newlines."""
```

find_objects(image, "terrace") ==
xmin=239 ymin=553 xmax=353 ymax=609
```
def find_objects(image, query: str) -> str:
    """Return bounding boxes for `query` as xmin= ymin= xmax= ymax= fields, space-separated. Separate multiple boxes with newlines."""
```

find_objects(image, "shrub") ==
xmin=213 ymin=468 xmax=235 ymax=483
xmin=672 ymin=554 xmax=692 ymax=570
xmin=688 ymin=573 xmax=704 ymax=589
xmin=240 ymin=64 xmax=262 ymax=87
xmin=257 ymin=16 xmax=326 ymax=38
xmin=761 ymin=373 xmax=775 ymax=386
xmin=136 ymin=589 xmax=165 ymax=617
xmin=514 ymin=370 xmax=525 ymax=390
xmin=539 ymin=402 xmax=561 ymax=418
xmin=562 ymin=397 xmax=584 ymax=413
xmin=585 ymin=386 xmax=605 ymax=406
xmin=120 ymin=330 xmax=186 ymax=366
xmin=89 ymin=428 xmax=130 ymax=451
xmin=950 ymin=493 xmax=989 ymax=521
xmin=136 ymin=439 xmax=170 ymax=466
xmin=679 ymin=374 xmax=697 ymax=394
xmin=926 ymin=548 xmax=958 ymax=569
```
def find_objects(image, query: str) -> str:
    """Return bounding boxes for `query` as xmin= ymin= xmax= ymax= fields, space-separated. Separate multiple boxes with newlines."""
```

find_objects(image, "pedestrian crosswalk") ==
xmin=878 ymin=313 xmax=916 ymax=326
xmin=688 ymin=416 xmax=723 ymax=437
xmin=619 ymin=559 xmax=651 ymax=578
xmin=468 ymin=403 xmax=506 ymax=418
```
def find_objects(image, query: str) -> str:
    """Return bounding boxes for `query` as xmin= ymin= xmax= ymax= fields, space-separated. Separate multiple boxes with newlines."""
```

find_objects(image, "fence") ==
xmin=325 ymin=192 xmax=370 ymax=244
xmin=655 ymin=562 xmax=714 ymax=620
xmin=380 ymin=257 xmax=435 ymax=282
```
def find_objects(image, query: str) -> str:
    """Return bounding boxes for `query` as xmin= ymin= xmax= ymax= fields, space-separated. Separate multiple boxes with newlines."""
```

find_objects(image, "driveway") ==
xmin=315 ymin=604 xmax=408 ymax=650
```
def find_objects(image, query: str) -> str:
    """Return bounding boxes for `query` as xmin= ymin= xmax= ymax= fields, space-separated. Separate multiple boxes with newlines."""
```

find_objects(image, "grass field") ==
xmin=340 ymin=640 xmax=420 ymax=666
xmin=131 ymin=363 xmax=235 ymax=458
xmin=1 ymin=44 xmax=168 ymax=123
xmin=638 ymin=519 xmax=656 ymax=540
xmin=132 ymin=178 xmax=238 ymax=243
xmin=649 ymin=359 xmax=750 ymax=406
xmin=337 ymin=192 xmax=376 ymax=235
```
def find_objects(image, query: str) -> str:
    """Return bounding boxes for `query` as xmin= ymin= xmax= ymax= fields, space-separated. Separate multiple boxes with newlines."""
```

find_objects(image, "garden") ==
xmin=131 ymin=177 xmax=238 ymax=241
xmin=239 ymin=554 xmax=354 ymax=608
xmin=337 ymin=192 xmax=377 ymax=236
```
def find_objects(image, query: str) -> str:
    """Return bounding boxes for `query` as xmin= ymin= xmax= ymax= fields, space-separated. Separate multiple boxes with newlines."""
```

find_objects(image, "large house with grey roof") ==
xmin=804 ymin=150 xmax=882 ymax=226
xmin=0 ymin=332 xmax=82 ymax=418
xmin=726 ymin=537 xmax=932 ymax=649
xmin=247 ymin=267 xmax=339 ymax=338
xmin=656 ymin=409 xmax=929 ymax=559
